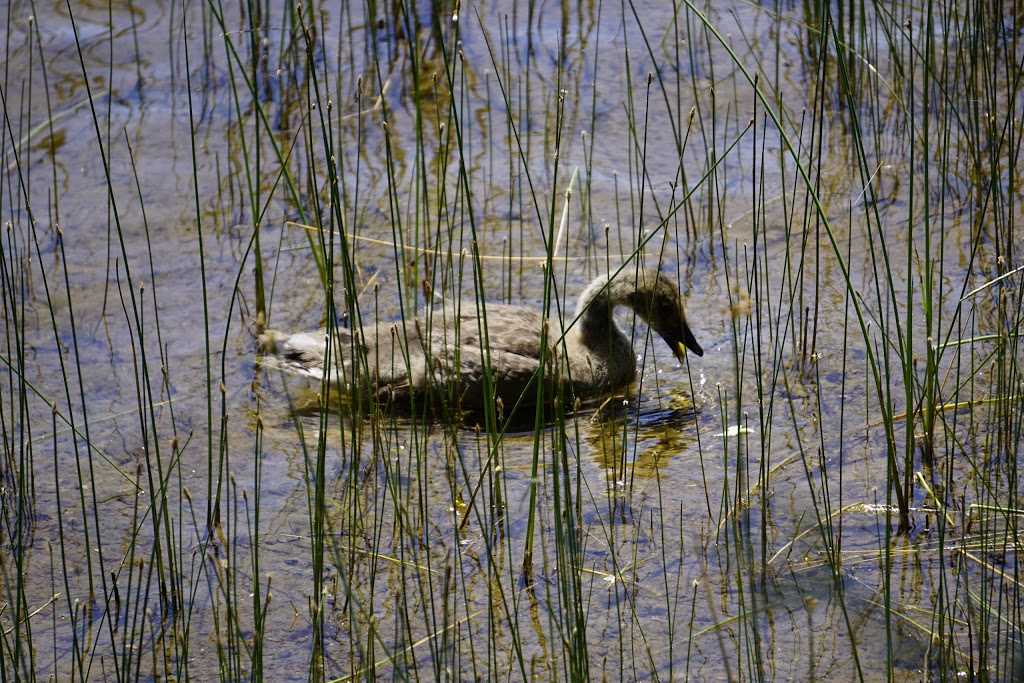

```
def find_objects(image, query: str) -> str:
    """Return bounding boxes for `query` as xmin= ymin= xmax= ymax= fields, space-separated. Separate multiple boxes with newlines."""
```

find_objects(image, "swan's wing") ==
xmin=260 ymin=304 xmax=564 ymax=411
xmin=427 ymin=305 xmax=553 ymax=358
xmin=413 ymin=306 xmax=565 ymax=411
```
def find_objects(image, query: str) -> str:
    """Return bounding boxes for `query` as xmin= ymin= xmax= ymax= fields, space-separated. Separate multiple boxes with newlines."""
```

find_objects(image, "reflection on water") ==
xmin=587 ymin=388 xmax=700 ymax=480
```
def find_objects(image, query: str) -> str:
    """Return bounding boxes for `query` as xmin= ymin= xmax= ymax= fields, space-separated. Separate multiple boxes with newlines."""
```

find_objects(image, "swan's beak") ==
xmin=670 ymin=323 xmax=704 ymax=360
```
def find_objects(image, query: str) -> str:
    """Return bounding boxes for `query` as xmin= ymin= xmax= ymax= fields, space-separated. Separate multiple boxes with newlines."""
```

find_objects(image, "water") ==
xmin=2 ymin=0 xmax=1019 ymax=680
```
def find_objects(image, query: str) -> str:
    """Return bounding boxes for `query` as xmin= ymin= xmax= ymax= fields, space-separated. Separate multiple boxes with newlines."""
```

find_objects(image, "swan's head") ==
xmin=629 ymin=270 xmax=704 ymax=360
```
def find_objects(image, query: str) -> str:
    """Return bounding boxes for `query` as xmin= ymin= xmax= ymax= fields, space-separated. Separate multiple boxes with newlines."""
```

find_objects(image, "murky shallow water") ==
xmin=2 ymin=0 xmax=1021 ymax=680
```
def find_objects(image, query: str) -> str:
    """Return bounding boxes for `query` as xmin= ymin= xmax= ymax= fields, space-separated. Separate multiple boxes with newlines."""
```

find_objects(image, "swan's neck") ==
xmin=573 ymin=281 xmax=636 ymax=387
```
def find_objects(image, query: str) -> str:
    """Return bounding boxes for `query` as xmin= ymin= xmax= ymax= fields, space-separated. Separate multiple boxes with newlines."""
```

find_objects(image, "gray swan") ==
xmin=258 ymin=268 xmax=703 ymax=415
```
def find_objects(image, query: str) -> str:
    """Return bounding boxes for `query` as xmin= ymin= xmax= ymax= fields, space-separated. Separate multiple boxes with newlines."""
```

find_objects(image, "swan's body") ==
xmin=258 ymin=268 xmax=702 ymax=414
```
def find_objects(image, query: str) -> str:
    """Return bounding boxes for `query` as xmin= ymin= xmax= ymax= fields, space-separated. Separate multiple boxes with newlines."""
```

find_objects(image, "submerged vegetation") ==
xmin=1 ymin=0 xmax=1022 ymax=680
